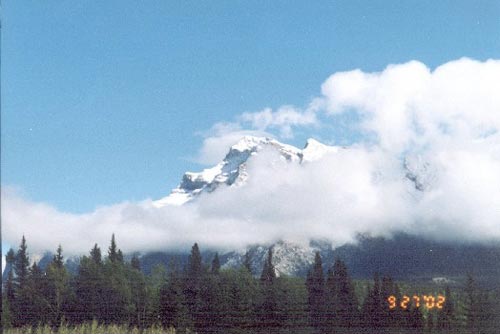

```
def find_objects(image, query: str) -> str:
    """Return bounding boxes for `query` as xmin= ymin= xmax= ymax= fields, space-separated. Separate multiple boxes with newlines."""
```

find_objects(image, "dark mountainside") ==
xmin=6 ymin=233 xmax=499 ymax=287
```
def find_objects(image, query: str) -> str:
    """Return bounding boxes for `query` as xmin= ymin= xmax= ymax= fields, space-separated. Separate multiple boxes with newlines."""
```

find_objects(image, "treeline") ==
xmin=2 ymin=235 xmax=499 ymax=333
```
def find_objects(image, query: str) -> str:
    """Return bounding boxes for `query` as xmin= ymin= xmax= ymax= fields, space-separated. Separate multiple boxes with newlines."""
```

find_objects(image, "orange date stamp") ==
xmin=387 ymin=295 xmax=445 ymax=310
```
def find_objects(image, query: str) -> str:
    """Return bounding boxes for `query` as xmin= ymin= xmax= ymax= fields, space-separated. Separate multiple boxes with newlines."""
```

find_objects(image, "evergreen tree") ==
xmin=326 ymin=259 xmax=359 ymax=328
xmin=477 ymin=291 xmax=497 ymax=333
xmin=13 ymin=236 xmax=30 ymax=288
xmin=437 ymin=286 xmax=454 ymax=330
xmin=325 ymin=268 xmax=336 ymax=327
xmin=465 ymin=273 xmax=479 ymax=332
xmin=211 ymin=252 xmax=221 ymax=275
xmin=4 ymin=249 xmax=16 ymax=325
xmin=28 ymin=262 xmax=51 ymax=327
xmin=142 ymin=263 xmax=167 ymax=327
xmin=53 ymin=245 xmax=64 ymax=268
xmin=101 ymin=236 xmax=131 ymax=324
xmin=408 ymin=305 xmax=424 ymax=329
xmin=12 ymin=236 xmax=31 ymax=327
xmin=117 ymin=249 xmax=124 ymax=264
xmin=201 ymin=274 xmax=217 ymax=329
xmin=185 ymin=243 xmax=204 ymax=330
xmin=108 ymin=233 xmax=123 ymax=263
xmin=75 ymin=245 xmax=105 ymax=322
xmin=3 ymin=268 xmax=15 ymax=329
xmin=45 ymin=245 xmax=71 ymax=327
xmin=127 ymin=262 xmax=148 ymax=328
xmin=108 ymin=233 xmax=119 ymax=263
xmin=361 ymin=272 xmax=383 ymax=328
xmin=160 ymin=263 xmax=192 ymax=331
xmin=231 ymin=268 xmax=259 ymax=329
xmin=6 ymin=248 xmax=15 ymax=266
xmin=131 ymin=254 xmax=141 ymax=271
xmin=259 ymin=247 xmax=280 ymax=328
xmin=427 ymin=312 xmax=434 ymax=332
xmin=1 ymin=297 xmax=12 ymax=330
xmin=380 ymin=275 xmax=395 ymax=327
xmin=306 ymin=252 xmax=324 ymax=328
xmin=90 ymin=243 xmax=102 ymax=265
xmin=391 ymin=283 xmax=404 ymax=328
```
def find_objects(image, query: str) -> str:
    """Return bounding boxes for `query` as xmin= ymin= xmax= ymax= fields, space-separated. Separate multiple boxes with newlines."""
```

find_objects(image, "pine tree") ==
xmin=477 ymin=291 xmax=496 ymax=333
xmin=45 ymin=245 xmax=71 ymax=326
xmin=14 ymin=236 xmax=30 ymax=289
xmin=232 ymin=268 xmax=259 ymax=328
xmin=361 ymin=272 xmax=383 ymax=328
xmin=75 ymin=253 xmax=105 ymax=322
xmin=4 ymin=249 xmax=16 ymax=305
xmin=145 ymin=263 xmax=168 ymax=327
xmin=185 ymin=243 xmax=204 ymax=330
xmin=437 ymin=286 xmax=454 ymax=330
xmin=160 ymin=262 xmax=192 ymax=331
xmin=408 ymin=305 xmax=424 ymax=329
xmin=211 ymin=252 xmax=221 ymax=275
xmin=465 ymin=273 xmax=479 ymax=332
xmin=3 ymin=267 xmax=16 ymax=329
xmin=12 ymin=235 xmax=31 ymax=327
xmin=131 ymin=254 xmax=141 ymax=271
xmin=327 ymin=259 xmax=359 ymax=328
xmin=427 ymin=312 xmax=434 ymax=332
xmin=306 ymin=252 xmax=325 ymax=329
xmin=392 ymin=283 xmax=404 ymax=328
xmin=6 ymin=248 xmax=15 ymax=265
xmin=108 ymin=233 xmax=119 ymax=263
xmin=188 ymin=243 xmax=203 ymax=279
xmin=199 ymin=268 xmax=224 ymax=330
xmin=28 ymin=262 xmax=51 ymax=326
xmin=102 ymin=236 xmax=131 ymax=324
xmin=258 ymin=247 xmax=280 ymax=327
xmin=90 ymin=243 xmax=102 ymax=265
xmin=380 ymin=275 xmax=395 ymax=327
xmin=53 ymin=245 xmax=64 ymax=268
xmin=2 ymin=248 xmax=16 ymax=330
xmin=325 ymin=268 xmax=336 ymax=327
xmin=117 ymin=249 xmax=124 ymax=264
xmin=127 ymin=261 xmax=147 ymax=328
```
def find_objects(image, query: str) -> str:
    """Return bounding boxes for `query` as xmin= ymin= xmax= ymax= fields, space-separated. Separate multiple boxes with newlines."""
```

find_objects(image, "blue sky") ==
xmin=3 ymin=0 xmax=500 ymax=214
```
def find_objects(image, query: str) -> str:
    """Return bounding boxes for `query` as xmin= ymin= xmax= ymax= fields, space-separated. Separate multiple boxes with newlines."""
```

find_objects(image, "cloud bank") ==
xmin=3 ymin=58 xmax=500 ymax=255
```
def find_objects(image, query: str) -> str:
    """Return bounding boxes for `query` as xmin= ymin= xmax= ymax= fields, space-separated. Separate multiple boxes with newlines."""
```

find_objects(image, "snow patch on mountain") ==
xmin=404 ymin=155 xmax=438 ymax=191
xmin=222 ymin=240 xmax=321 ymax=277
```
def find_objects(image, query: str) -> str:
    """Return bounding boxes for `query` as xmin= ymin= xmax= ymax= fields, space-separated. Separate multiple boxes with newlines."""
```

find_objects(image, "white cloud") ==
xmin=3 ymin=58 xmax=500 ymax=256
xmin=321 ymin=58 xmax=500 ymax=153
xmin=2 ymin=146 xmax=410 ymax=255
xmin=319 ymin=57 xmax=500 ymax=243
xmin=240 ymin=105 xmax=318 ymax=138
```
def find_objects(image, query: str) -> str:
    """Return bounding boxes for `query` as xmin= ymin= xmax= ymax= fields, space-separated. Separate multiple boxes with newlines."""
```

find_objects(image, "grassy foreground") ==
xmin=2 ymin=325 xmax=478 ymax=334
xmin=3 ymin=322 xmax=176 ymax=334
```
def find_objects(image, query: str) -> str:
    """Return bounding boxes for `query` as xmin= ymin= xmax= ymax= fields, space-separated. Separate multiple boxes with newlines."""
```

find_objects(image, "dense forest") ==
xmin=2 ymin=235 xmax=500 ymax=334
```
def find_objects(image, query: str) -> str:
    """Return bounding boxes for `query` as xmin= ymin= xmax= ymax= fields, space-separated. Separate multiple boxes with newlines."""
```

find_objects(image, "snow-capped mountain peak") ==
xmin=154 ymin=136 xmax=338 ymax=207
xmin=155 ymin=136 xmax=432 ymax=208
xmin=302 ymin=138 xmax=339 ymax=162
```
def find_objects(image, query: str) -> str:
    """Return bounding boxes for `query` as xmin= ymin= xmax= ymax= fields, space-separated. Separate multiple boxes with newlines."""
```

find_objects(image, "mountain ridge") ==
xmin=153 ymin=136 xmax=342 ymax=207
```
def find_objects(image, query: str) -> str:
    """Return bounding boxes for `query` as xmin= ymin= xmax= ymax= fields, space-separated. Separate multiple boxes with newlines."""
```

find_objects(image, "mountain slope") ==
xmin=151 ymin=136 xmax=442 ymax=276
